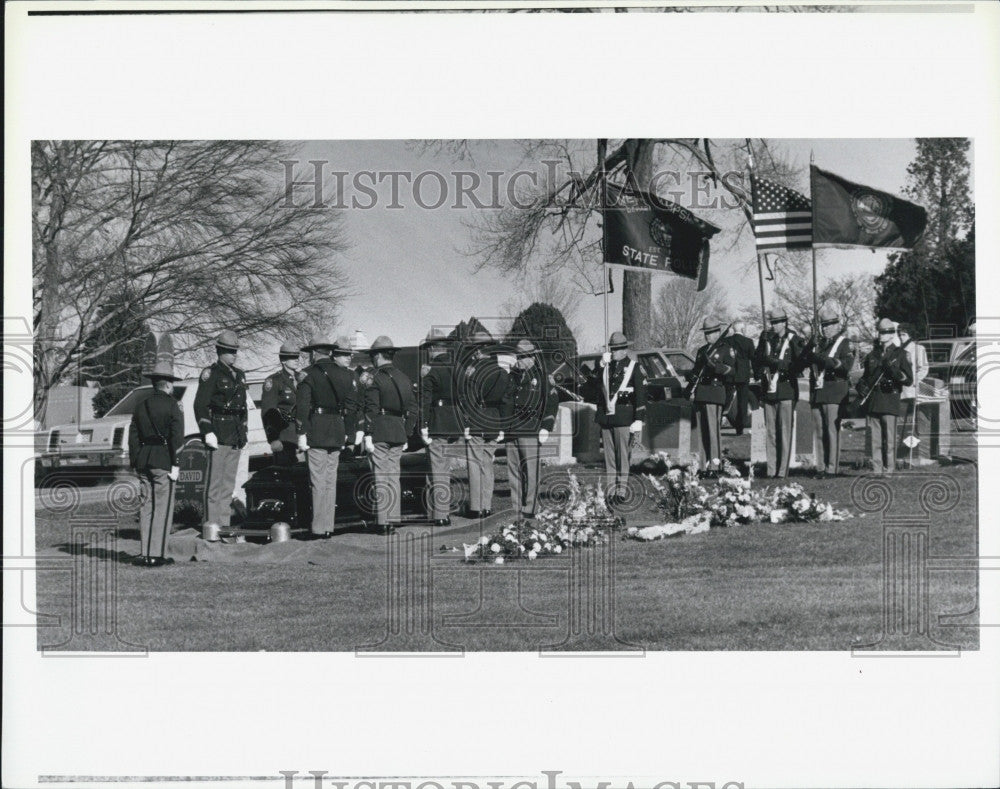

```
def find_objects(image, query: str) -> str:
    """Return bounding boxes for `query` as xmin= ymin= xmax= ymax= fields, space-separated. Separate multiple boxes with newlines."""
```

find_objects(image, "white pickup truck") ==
xmin=37 ymin=378 xmax=269 ymax=490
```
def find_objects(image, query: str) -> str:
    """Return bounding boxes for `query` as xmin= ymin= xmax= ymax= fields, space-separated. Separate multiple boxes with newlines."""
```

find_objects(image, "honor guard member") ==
xmin=193 ymin=330 xmax=248 ymax=530
xmin=261 ymin=342 xmax=302 ymax=466
xmin=419 ymin=328 xmax=463 ymax=526
xmin=690 ymin=318 xmax=736 ymax=471
xmin=755 ymin=308 xmax=804 ymax=478
xmin=128 ymin=362 xmax=184 ymax=566
xmin=807 ymin=309 xmax=854 ymax=477
xmin=296 ymin=335 xmax=361 ymax=537
xmin=364 ymin=336 xmax=417 ymax=534
xmin=726 ymin=321 xmax=756 ymax=436
xmin=459 ymin=330 xmax=510 ymax=518
xmin=503 ymin=339 xmax=560 ymax=521
xmin=857 ymin=318 xmax=913 ymax=475
xmin=595 ymin=331 xmax=646 ymax=502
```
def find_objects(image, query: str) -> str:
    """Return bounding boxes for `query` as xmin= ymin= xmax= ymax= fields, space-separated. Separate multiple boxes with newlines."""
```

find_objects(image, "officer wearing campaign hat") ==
xmin=806 ymin=308 xmax=854 ymax=477
xmin=689 ymin=317 xmax=736 ymax=471
xmin=457 ymin=328 xmax=509 ymax=518
xmin=754 ymin=306 xmax=805 ymax=478
xmin=595 ymin=331 xmax=646 ymax=502
xmin=420 ymin=328 xmax=463 ymax=525
xmin=858 ymin=317 xmax=913 ymax=475
xmin=129 ymin=362 xmax=184 ymax=566
xmin=261 ymin=342 xmax=303 ymax=467
xmin=363 ymin=336 xmax=417 ymax=534
xmin=501 ymin=338 xmax=560 ymax=520
xmin=193 ymin=330 xmax=248 ymax=531
xmin=295 ymin=334 xmax=361 ymax=537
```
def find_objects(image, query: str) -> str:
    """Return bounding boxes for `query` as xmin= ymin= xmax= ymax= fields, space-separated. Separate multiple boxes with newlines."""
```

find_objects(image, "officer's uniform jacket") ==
xmin=595 ymin=355 xmax=647 ymax=428
xmin=420 ymin=356 xmax=464 ymax=438
xmin=755 ymin=330 xmax=805 ymax=402
xmin=295 ymin=359 xmax=360 ymax=449
xmin=727 ymin=333 xmax=755 ymax=385
xmin=690 ymin=341 xmax=736 ymax=406
xmin=502 ymin=364 xmax=560 ymax=437
xmin=129 ymin=391 xmax=185 ymax=471
xmin=858 ymin=343 xmax=914 ymax=416
xmin=261 ymin=368 xmax=299 ymax=444
xmin=193 ymin=361 xmax=249 ymax=447
xmin=456 ymin=353 xmax=509 ymax=441
xmin=364 ymin=362 xmax=417 ymax=446
xmin=808 ymin=332 xmax=854 ymax=406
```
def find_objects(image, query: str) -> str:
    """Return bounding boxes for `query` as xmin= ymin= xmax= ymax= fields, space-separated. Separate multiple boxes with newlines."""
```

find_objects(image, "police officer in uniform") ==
xmin=755 ymin=308 xmax=804 ymax=478
xmin=807 ymin=309 xmax=854 ymax=477
xmin=261 ymin=342 xmax=302 ymax=466
xmin=296 ymin=335 xmax=361 ymax=537
xmin=689 ymin=318 xmax=736 ymax=471
xmin=128 ymin=362 xmax=184 ymax=566
xmin=458 ymin=330 xmax=509 ymax=518
xmin=726 ymin=321 xmax=756 ymax=436
xmin=595 ymin=331 xmax=646 ymax=502
xmin=193 ymin=330 xmax=248 ymax=530
xmin=419 ymin=328 xmax=462 ymax=526
xmin=503 ymin=339 xmax=560 ymax=521
xmin=857 ymin=318 xmax=913 ymax=475
xmin=364 ymin=336 xmax=417 ymax=534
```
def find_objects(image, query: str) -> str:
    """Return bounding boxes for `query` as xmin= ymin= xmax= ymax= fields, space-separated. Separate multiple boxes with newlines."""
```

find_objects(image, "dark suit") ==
xmin=365 ymin=363 xmax=417 ymax=525
xmin=858 ymin=343 xmax=913 ymax=474
xmin=128 ymin=391 xmax=184 ymax=559
xmin=502 ymin=363 xmax=560 ymax=516
xmin=193 ymin=361 xmax=248 ymax=527
xmin=808 ymin=332 xmax=854 ymax=473
xmin=726 ymin=333 xmax=756 ymax=435
xmin=296 ymin=359 xmax=361 ymax=534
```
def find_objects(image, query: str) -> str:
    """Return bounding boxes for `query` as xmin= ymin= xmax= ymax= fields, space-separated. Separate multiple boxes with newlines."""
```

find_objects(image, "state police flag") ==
xmin=602 ymin=183 xmax=720 ymax=291
xmin=811 ymin=165 xmax=928 ymax=249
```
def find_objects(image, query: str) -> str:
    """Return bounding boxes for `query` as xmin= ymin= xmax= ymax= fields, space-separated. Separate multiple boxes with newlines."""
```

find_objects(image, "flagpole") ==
xmin=810 ymin=150 xmax=819 ymax=333
xmin=746 ymin=145 xmax=768 ymax=330
xmin=599 ymin=137 xmax=609 ymax=353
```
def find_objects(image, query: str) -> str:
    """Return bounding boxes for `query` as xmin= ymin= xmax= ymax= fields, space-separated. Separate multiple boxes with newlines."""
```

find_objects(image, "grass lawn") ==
xmin=34 ymin=440 xmax=979 ymax=652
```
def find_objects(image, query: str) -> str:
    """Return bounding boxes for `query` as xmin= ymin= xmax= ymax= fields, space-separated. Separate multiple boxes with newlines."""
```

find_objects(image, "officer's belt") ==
xmin=313 ymin=406 xmax=346 ymax=416
xmin=379 ymin=408 xmax=406 ymax=417
xmin=140 ymin=437 xmax=168 ymax=446
xmin=211 ymin=407 xmax=247 ymax=416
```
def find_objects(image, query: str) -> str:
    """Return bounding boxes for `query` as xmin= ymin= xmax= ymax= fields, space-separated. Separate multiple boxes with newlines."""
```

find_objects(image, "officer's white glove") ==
xmin=601 ymin=351 xmax=612 ymax=365
xmin=204 ymin=432 xmax=219 ymax=449
xmin=354 ymin=430 xmax=365 ymax=446
xmin=420 ymin=427 xmax=432 ymax=445
xmin=364 ymin=435 xmax=375 ymax=454
xmin=463 ymin=427 xmax=472 ymax=441
xmin=629 ymin=420 xmax=643 ymax=434
xmin=168 ymin=466 xmax=180 ymax=482
xmin=269 ymin=440 xmax=284 ymax=453
xmin=496 ymin=431 xmax=504 ymax=443
xmin=538 ymin=428 xmax=549 ymax=444
xmin=297 ymin=435 xmax=309 ymax=452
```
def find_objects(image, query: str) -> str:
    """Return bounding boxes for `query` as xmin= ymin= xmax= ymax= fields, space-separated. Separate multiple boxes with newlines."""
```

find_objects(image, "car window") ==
xmin=638 ymin=353 xmax=669 ymax=378
xmin=104 ymin=386 xmax=186 ymax=416
xmin=955 ymin=344 xmax=976 ymax=364
xmin=666 ymin=352 xmax=694 ymax=374
xmin=921 ymin=341 xmax=954 ymax=364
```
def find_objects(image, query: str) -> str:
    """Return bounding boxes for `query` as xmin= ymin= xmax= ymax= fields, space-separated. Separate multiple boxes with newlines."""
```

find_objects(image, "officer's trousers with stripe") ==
xmin=207 ymin=444 xmax=241 ymax=526
xmin=507 ymin=436 xmax=542 ymax=517
xmin=697 ymin=403 xmax=722 ymax=468
xmin=602 ymin=426 xmax=631 ymax=497
xmin=811 ymin=403 xmax=842 ymax=473
xmin=764 ymin=400 xmax=794 ymax=478
xmin=425 ymin=438 xmax=463 ymax=520
xmin=139 ymin=468 xmax=174 ymax=559
xmin=371 ymin=442 xmax=404 ymax=525
xmin=868 ymin=414 xmax=898 ymax=474
xmin=465 ymin=437 xmax=496 ymax=512
xmin=308 ymin=447 xmax=340 ymax=535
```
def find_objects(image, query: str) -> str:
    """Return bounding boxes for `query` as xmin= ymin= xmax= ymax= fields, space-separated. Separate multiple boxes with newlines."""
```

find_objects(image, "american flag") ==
xmin=751 ymin=174 xmax=813 ymax=251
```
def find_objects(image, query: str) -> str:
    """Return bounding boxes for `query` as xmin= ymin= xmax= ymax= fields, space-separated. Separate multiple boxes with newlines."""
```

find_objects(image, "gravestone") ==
xmin=174 ymin=437 xmax=209 ymax=525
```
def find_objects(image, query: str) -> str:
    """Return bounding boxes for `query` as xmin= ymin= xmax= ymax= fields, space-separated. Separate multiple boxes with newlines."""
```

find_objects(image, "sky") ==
xmin=280 ymin=138 xmax=922 ymax=359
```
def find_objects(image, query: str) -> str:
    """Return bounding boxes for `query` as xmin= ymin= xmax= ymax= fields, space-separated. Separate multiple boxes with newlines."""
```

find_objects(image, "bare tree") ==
xmin=32 ymin=140 xmax=348 ymax=422
xmin=652 ymin=275 xmax=730 ymax=355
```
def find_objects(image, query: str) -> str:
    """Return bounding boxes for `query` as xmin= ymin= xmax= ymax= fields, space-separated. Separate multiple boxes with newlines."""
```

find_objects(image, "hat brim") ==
xmin=301 ymin=343 xmax=338 ymax=352
xmin=215 ymin=344 xmax=239 ymax=353
xmin=820 ymin=320 xmax=840 ymax=327
xmin=148 ymin=372 xmax=181 ymax=382
xmin=368 ymin=345 xmax=400 ymax=354
xmin=608 ymin=341 xmax=631 ymax=350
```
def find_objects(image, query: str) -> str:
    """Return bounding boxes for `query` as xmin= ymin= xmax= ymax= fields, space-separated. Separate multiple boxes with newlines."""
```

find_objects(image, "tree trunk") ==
xmin=621 ymin=139 xmax=657 ymax=346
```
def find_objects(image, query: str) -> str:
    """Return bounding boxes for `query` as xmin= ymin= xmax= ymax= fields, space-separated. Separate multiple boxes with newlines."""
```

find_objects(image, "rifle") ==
xmin=858 ymin=339 xmax=909 ymax=407
xmin=685 ymin=322 xmax=734 ymax=400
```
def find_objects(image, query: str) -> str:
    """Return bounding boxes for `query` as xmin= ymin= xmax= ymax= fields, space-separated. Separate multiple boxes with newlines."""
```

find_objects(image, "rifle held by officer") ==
xmin=684 ymin=322 xmax=734 ymax=400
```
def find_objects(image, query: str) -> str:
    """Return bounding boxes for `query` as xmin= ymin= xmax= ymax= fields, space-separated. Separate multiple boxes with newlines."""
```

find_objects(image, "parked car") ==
xmin=946 ymin=341 xmax=976 ymax=423
xmin=921 ymin=337 xmax=974 ymax=384
xmin=37 ymin=376 xmax=268 ymax=481
xmin=575 ymin=347 xmax=695 ymax=402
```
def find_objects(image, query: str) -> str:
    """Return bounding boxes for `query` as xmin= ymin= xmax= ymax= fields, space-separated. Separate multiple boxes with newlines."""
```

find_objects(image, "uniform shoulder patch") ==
xmin=420 ymin=364 xmax=431 ymax=377
xmin=201 ymin=367 xmax=211 ymax=382
xmin=264 ymin=378 xmax=273 ymax=391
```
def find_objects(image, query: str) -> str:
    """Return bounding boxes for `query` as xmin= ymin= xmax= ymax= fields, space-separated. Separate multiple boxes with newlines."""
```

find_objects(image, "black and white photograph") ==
xmin=4 ymin=2 xmax=999 ymax=789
